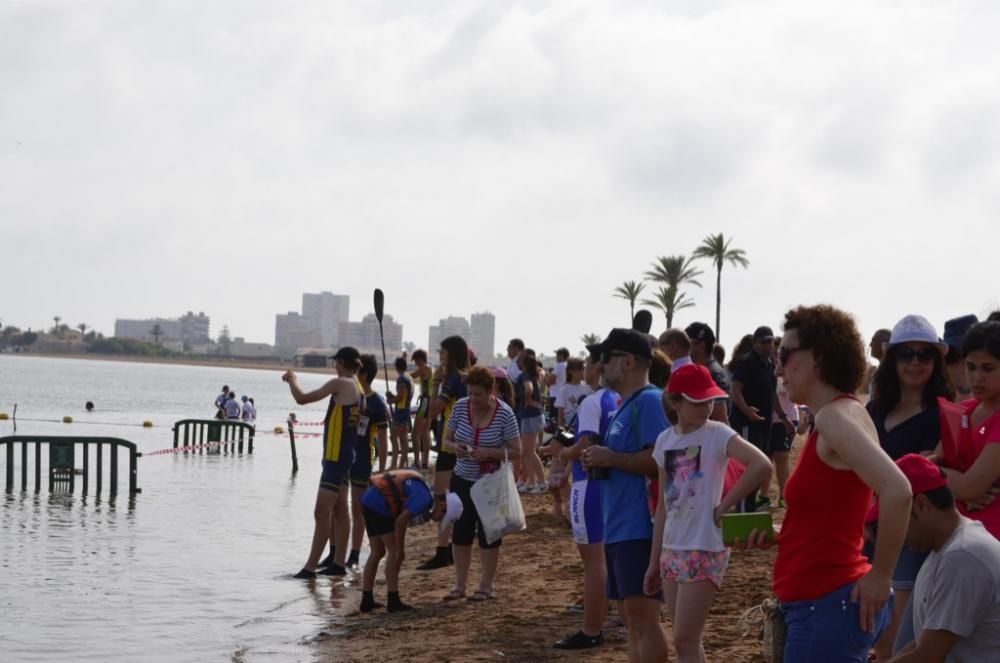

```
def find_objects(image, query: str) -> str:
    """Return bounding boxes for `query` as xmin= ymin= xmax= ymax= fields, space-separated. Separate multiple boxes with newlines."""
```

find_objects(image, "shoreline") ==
xmin=4 ymin=352 xmax=338 ymax=376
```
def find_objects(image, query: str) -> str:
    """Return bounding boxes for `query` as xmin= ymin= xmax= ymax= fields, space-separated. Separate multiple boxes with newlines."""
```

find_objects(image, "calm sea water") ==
xmin=0 ymin=355 xmax=387 ymax=663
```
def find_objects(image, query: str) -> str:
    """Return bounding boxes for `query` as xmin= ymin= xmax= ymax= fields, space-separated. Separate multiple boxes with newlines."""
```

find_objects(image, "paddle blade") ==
xmin=374 ymin=289 xmax=385 ymax=322
xmin=632 ymin=309 xmax=653 ymax=334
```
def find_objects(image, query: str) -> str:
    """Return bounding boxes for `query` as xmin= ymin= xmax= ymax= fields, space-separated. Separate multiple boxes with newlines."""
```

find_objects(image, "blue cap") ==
xmin=943 ymin=315 xmax=978 ymax=351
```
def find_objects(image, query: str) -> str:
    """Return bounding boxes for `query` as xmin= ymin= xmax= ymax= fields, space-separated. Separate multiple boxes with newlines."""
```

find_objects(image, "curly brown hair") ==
xmin=464 ymin=365 xmax=496 ymax=392
xmin=783 ymin=304 xmax=867 ymax=394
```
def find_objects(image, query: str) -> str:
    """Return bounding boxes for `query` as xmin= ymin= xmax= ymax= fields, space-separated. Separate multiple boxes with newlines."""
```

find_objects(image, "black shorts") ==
xmin=737 ymin=422 xmax=771 ymax=454
xmin=350 ymin=441 xmax=374 ymax=486
xmin=320 ymin=459 xmax=350 ymax=492
xmin=363 ymin=505 xmax=396 ymax=538
xmin=435 ymin=450 xmax=456 ymax=473
xmin=415 ymin=395 xmax=431 ymax=418
xmin=767 ymin=421 xmax=796 ymax=455
xmin=449 ymin=474 xmax=501 ymax=549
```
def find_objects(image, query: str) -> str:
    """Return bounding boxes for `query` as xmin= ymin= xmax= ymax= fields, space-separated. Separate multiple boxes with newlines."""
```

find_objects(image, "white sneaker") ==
xmin=529 ymin=483 xmax=547 ymax=494
xmin=516 ymin=481 xmax=528 ymax=493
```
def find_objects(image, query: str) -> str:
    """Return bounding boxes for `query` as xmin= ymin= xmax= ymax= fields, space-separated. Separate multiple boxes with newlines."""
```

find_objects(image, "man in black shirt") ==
xmin=685 ymin=322 xmax=731 ymax=425
xmin=730 ymin=326 xmax=786 ymax=511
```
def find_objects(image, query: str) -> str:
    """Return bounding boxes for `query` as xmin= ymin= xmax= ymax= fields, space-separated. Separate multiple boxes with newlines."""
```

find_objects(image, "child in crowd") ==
xmin=545 ymin=358 xmax=592 ymax=521
xmin=644 ymin=364 xmax=771 ymax=663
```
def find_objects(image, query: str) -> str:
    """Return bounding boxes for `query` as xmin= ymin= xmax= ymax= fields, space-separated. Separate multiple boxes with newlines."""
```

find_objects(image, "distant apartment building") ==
xmin=302 ymin=292 xmax=350 ymax=348
xmin=428 ymin=312 xmax=495 ymax=359
xmin=179 ymin=311 xmax=211 ymax=344
xmin=338 ymin=314 xmax=403 ymax=356
xmin=115 ymin=317 xmax=182 ymax=342
xmin=275 ymin=312 xmax=322 ymax=357
xmin=428 ymin=316 xmax=472 ymax=352
xmin=469 ymin=311 xmax=496 ymax=359
xmin=114 ymin=311 xmax=212 ymax=348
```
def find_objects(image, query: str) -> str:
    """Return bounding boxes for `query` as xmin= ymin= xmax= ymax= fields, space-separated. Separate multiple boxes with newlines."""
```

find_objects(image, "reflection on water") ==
xmin=0 ymin=355 xmax=370 ymax=663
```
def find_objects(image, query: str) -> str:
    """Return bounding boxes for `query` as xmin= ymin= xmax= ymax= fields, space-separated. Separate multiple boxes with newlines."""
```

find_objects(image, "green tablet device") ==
xmin=721 ymin=512 xmax=774 ymax=545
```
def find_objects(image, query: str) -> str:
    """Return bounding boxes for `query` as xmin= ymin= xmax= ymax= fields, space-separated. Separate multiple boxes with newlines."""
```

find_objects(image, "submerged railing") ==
xmin=1 ymin=436 xmax=141 ymax=495
xmin=172 ymin=419 xmax=254 ymax=454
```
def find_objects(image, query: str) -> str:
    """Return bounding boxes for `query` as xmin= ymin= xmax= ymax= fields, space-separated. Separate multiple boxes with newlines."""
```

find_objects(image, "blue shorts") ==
xmin=780 ymin=581 xmax=893 ymax=663
xmin=520 ymin=415 xmax=544 ymax=434
xmin=570 ymin=479 xmax=603 ymax=544
xmin=350 ymin=441 xmax=374 ymax=487
xmin=392 ymin=409 xmax=411 ymax=427
xmin=320 ymin=458 xmax=351 ymax=492
xmin=605 ymin=539 xmax=661 ymax=601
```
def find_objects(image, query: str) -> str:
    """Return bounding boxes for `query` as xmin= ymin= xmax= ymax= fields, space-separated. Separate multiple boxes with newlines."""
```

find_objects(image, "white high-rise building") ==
xmin=301 ymin=292 xmax=350 ymax=348
xmin=337 ymin=313 xmax=403 ymax=356
xmin=428 ymin=316 xmax=472 ymax=352
xmin=469 ymin=311 xmax=495 ymax=359
xmin=275 ymin=312 xmax=321 ymax=357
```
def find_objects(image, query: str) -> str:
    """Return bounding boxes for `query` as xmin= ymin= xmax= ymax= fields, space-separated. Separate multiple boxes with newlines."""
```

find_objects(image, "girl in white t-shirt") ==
xmin=544 ymin=358 xmax=591 ymax=521
xmin=643 ymin=364 xmax=771 ymax=663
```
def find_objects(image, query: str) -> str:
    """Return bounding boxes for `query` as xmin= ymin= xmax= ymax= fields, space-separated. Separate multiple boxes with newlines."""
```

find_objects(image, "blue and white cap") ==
xmin=886 ymin=315 xmax=948 ymax=355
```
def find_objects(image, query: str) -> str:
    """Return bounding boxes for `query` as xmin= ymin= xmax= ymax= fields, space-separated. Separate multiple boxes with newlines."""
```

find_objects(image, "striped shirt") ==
xmin=446 ymin=397 xmax=520 ymax=481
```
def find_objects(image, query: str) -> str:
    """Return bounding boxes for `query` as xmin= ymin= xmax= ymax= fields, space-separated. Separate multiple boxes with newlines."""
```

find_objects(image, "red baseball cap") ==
xmin=666 ymin=364 xmax=728 ymax=403
xmin=865 ymin=453 xmax=947 ymax=522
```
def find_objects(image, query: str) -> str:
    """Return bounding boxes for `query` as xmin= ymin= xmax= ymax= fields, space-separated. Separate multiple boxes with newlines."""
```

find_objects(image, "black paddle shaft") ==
xmin=373 ymin=289 xmax=395 ymax=415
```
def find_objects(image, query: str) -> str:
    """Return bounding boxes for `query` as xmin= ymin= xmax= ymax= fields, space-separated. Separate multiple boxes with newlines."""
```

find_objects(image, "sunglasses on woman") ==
xmin=895 ymin=347 xmax=938 ymax=364
xmin=778 ymin=346 xmax=806 ymax=366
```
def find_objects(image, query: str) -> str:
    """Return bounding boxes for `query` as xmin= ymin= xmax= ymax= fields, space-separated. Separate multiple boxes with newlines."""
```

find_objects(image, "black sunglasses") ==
xmin=895 ymin=347 xmax=937 ymax=364
xmin=600 ymin=351 xmax=629 ymax=363
xmin=778 ymin=346 xmax=806 ymax=366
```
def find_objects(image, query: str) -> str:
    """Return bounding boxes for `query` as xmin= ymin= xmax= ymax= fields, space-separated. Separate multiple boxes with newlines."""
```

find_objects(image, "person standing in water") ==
xmin=282 ymin=346 xmax=365 ymax=579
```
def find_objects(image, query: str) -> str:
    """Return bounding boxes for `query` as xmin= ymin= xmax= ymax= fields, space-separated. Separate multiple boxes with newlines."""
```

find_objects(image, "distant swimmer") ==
xmin=215 ymin=385 xmax=229 ymax=420
xmin=224 ymin=392 xmax=241 ymax=420
xmin=85 ymin=401 xmax=94 ymax=412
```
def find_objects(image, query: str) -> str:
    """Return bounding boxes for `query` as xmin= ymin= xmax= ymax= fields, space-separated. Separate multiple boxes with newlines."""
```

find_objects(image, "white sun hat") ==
xmin=885 ymin=315 xmax=948 ymax=355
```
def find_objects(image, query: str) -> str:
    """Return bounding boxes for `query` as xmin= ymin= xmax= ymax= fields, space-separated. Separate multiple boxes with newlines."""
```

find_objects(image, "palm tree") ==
xmin=580 ymin=333 xmax=601 ymax=356
xmin=150 ymin=324 xmax=163 ymax=346
xmin=612 ymin=280 xmax=646 ymax=324
xmin=692 ymin=233 xmax=750 ymax=341
xmin=77 ymin=323 xmax=88 ymax=336
xmin=644 ymin=255 xmax=703 ymax=291
xmin=642 ymin=286 xmax=695 ymax=328
xmin=52 ymin=315 xmax=62 ymax=337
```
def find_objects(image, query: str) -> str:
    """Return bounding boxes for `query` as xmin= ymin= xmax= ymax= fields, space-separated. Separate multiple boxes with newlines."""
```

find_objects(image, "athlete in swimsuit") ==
xmin=410 ymin=350 xmax=434 ymax=470
xmin=282 ymin=346 xmax=365 ymax=579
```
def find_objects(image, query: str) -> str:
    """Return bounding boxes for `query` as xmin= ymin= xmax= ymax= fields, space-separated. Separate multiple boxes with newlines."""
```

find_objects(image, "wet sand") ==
xmin=317 ymin=448 xmax=801 ymax=663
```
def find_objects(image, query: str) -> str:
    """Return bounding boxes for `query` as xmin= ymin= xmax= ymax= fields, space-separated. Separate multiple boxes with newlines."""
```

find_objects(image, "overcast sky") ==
xmin=3 ymin=1 xmax=999 ymax=357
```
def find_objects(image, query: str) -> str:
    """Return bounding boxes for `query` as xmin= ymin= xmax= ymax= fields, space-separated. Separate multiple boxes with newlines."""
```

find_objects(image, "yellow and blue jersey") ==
xmin=323 ymin=381 xmax=365 ymax=463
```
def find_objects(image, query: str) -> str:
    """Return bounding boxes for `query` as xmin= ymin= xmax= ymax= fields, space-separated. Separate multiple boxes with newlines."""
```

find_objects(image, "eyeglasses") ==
xmin=895 ymin=347 xmax=937 ymax=364
xmin=778 ymin=346 xmax=806 ymax=366
xmin=601 ymin=351 xmax=629 ymax=363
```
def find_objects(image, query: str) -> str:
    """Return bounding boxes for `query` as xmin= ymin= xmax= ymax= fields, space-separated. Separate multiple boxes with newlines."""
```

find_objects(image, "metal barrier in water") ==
xmin=172 ymin=419 xmax=255 ymax=455
xmin=1 ymin=435 xmax=141 ymax=495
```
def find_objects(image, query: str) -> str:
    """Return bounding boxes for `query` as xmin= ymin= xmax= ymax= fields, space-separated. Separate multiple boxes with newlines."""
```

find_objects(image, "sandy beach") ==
xmin=318 ymin=467 xmax=791 ymax=663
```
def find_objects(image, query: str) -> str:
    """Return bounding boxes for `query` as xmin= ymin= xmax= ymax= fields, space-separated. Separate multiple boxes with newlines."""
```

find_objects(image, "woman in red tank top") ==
xmin=743 ymin=305 xmax=912 ymax=663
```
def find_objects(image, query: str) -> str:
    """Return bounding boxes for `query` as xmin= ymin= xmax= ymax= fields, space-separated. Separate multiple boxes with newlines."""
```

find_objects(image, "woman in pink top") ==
xmin=742 ymin=305 xmax=911 ymax=663
xmin=938 ymin=321 xmax=1000 ymax=538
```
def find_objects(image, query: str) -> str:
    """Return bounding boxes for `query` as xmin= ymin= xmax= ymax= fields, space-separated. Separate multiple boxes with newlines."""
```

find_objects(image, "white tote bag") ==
xmin=470 ymin=449 xmax=526 ymax=545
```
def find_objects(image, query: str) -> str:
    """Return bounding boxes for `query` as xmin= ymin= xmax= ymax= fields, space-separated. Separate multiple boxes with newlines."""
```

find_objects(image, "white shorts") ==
xmin=570 ymin=479 xmax=604 ymax=545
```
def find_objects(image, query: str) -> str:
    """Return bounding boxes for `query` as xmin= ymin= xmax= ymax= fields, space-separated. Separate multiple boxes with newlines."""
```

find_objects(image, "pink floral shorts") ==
xmin=659 ymin=548 xmax=730 ymax=588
